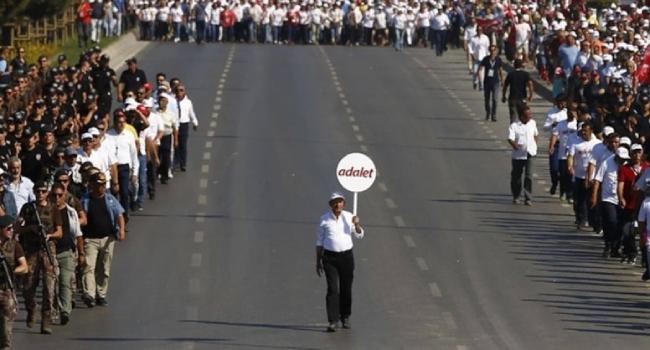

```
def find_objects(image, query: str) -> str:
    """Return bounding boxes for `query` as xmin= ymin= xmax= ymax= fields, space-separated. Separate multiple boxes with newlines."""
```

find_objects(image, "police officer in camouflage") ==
xmin=0 ymin=215 xmax=27 ymax=349
xmin=16 ymin=182 xmax=62 ymax=334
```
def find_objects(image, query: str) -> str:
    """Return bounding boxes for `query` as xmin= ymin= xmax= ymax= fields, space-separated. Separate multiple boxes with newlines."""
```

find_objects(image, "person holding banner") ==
xmin=316 ymin=192 xmax=364 ymax=333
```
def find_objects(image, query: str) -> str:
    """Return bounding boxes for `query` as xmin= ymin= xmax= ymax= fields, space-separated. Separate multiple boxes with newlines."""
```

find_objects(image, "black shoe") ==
xmin=485 ymin=114 xmax=490 ymax=121
xmin=550 ymin=184 xmax=557 ymax=195
xmin=149 ymin=192 xmax=155 ymax=200
xmin=96 ymin=297 xmax=108 ymax=307
xmin=60 ymin=312 xmax=69 ymax=325
xmin=491 ymin=116 xmax=497 ymax=122
xmin=610 ymin=251 xmax=622 ymax=258
xmin=160 ymin=179 xmax=168 ymax=185
xmin=82 ymin=294 xmax=95 ymax=308
xmin=180 ymin=167 xmax=187 ymax=172
xmin=642 ymin=271 xmax=649 ymax=281
xmin=341 ymin=318 xmax=351 ymax=329
xmin=326 ymin=322 xmax=337 ymax=332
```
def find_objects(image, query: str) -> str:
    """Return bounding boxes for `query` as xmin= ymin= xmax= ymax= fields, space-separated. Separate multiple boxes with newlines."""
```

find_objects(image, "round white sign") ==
xmin=336 ymin=153 xmax=377 ymax=193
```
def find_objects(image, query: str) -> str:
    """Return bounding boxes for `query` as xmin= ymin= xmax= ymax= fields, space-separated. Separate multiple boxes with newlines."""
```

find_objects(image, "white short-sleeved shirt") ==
xmin=594 ymin=154 xmax=619 ymax=205
xmin=589 ymin=143 xmax=611 ymax=167
xmin=316 ymin=210 xmax=364 ymax=252
xmin=508 ymin=119 xmax=538 ymax=160
xmin=543 ymin=106 xmax=568 ymax=131
xmin=552 ymin=119 xmax=577 ymax=160
xmin=569 ymin=136 xmax=601 ymax=179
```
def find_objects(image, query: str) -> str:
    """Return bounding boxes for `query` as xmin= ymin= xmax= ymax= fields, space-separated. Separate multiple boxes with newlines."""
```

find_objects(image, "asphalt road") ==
xmin=14 ymin=43 xmax=650 ymax=350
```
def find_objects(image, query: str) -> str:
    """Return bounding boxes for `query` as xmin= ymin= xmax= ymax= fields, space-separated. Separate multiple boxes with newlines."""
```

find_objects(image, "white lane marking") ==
xmin=213 ymin=105 xmax=221 ymax=111
xmin=215 ymin=96 xmax=222 ymax=102
xmin=415 ymin=257 xmax=429 ymax=271
xmin=532 ymin=173 xmax=539 ymax=178
xmin=207 ymin=130 xmax=215 ymax=137
xmin=203 ymin=152 xmax=211 ymax=161
xmin=457 ymin=346 xmax=469 ymax=350
xmin=195 ymin=212 xmax=205 ymax=223
xmin=341 ymin=100 xmax=349 ymax=106
xmin=194 ymin=231 xmax=204 ymax=243
xmin=352 ymin=125 xmax=360 ymax=132
xmin=210 ymin=121 xmax=217 ymax=128
xmin=489 ymin=135 xmax=497 ymax=139
xmin=205 ymin=141 xmax=213 ymax=149
xmin=181 ymin=342 xmax=195 ymax=350
xmin=338 ymin=93 xmax=345 ymax=99
xmin=199 ymin=179 xmax=208 ymax=189
xmin=349 ymin=116 xmax=356 ymax=122
xmin=385 ymin=198 xmax=397 ymax=209
xmin=429 ymin=282 xmax=442 ymax=297
xmin=189 ymin=278 xmax=201 ymax=294
xmin=191 ymin=253 xmax=203 ymax=267
xmin=345 ymin=107 xmax=353 ymax=114
xmin=468 ymin=112 xmax=476 ymax=117
xmin=355 ymin=134 xmax=364 ymax=142
xmin=218 ymin=84 xmax=224 ymax=89
xmin=478 ymin=121 xmax=485 ymax=125
xmin=198 ymin=195 xmax=207 ymax=205
xmin=218 ymin=79 xmax=225 ymax=84
xmin=403 ymin=235 xmax=416 ymax=248
xmin=212 ymin=112 xmax=219 ymax=119
xmin=186 ymin=306 xmax=199 ymax=319
xmin=216 ymin=90 xmax=223 ymax=96
xmin=336 ymin=86 xmax=342 ymax=92
xmin=442 ymin=312 xmax=458 ymax=330
xmin=394 ymin=215 xmax=406 ymax=227
xmin=538 ymin=180 xmax=547 ymax=185
xmin=378 ymin=182 xmax=388 ymax=192
xmin=561 ymin=203 xmax=571 ymax=208
xmin=360 ymin=145 xmax=368 ymax=152
xmin=201 ymin=165 xmax=210 ymax=173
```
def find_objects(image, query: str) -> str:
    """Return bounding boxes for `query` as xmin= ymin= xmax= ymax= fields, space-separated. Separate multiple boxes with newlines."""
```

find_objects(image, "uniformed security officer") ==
xmin=316 ymin=192 xmax=364 ymax=332
xmin=19 ymin=128 xmax=49 ymax=184
xmin=16 ymin=182 xmax=62 ymax=334
xmin=117 ymin=58 xmax=147 ymax=102
xmin=0 ymin=215 xmax=28 ymax=349
xmin=91 ymin=54 xmax=117 ymax=119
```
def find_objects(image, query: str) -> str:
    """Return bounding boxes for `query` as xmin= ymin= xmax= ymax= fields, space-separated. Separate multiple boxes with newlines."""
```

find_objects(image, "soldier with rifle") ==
xmin=16 ymin=181 xmax=62 ymax=335
xmin=0 ymin=214 xmax=27 ymax=349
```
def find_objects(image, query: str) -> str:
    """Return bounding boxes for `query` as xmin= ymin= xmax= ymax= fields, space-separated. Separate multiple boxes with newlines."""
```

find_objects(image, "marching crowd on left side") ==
xmin=0 ymin=41 xmax=197 ymax=348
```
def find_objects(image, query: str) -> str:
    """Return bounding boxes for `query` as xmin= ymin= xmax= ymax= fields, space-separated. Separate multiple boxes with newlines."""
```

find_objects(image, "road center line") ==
xmin=195 ymin=212 xmax=205 ymax=223
xmin=189 ymin=278 xmax=201 ymax=294
xmin=194 ymin=231 xmax=204 ymax=243
xmin=385 ymin=198 xmax=397 ymax=209
xmin=191 ymin=253 xmax=203 ymax=267
xmin=429 ymin=282 xmax=442 ymax=297
xmin=415 ymin=257 xmax=429 ymax=271
xmin=394 ymin=215 xmax=406 ymax=227
xmin=378 ymin=182 xmax=388 ymax=192
xmin=203 ymin=152 xmax=211 ymax=160
xmin=403 ymin=235 xmax=416 ymax=247
xmin=198 ymin=195 xmax=207 ymax=205
xmin=360 ymin=145 xmax=368 ymax=152
xmin=199 ymin=179 xmax=208 ymax=189
xmin=205 ymin=141 xmax=213 ymax=149
xmin=201 ymin=165 xmax=210 ymax=173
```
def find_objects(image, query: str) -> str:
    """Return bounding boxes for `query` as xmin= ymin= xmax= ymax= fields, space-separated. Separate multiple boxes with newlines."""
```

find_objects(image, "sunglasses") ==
xmin=2 ymin=225 xmax=12 ymax=230
xmin=52 ymin=192 xmax=65 ymax=198
xmin=35 ymin=189 xmax=48 ymax=194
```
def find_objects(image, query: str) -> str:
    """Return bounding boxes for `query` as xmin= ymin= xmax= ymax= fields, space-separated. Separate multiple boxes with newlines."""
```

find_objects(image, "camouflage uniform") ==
xmin=0 ymin=239 xmax=22 ymax=349
xmin=18 ymin=202 xmax=61 ymax=333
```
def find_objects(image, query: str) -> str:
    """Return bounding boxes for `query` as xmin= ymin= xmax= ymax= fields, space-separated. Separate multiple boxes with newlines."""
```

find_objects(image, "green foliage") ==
xmin=0 ymin=1 xmax=31 ymax=24
xmin=586 ymin=0 xmax=616 ymax=10
xmin=0 ymin=0 xmax=71 ymax=24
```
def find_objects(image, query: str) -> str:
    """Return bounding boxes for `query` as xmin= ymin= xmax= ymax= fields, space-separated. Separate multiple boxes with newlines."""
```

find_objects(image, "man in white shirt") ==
xmin=514 ymin=14 xmax=532 ymax=64
xmin=568 ymin=123 xmax=602 ymax=229
xmin=430 ymin=6 xmax=450 ymax=56
xmin=468 ymin=25 xmax=490 ymax=90
xmin=174 ymin=85 xmax=198 ymax=172
xmin=507 ymin=105 xmax=538 ymax=205
xmin=316 ymin=192 xmax=364 ymax=333
xmin=592 ymin=147 xmax=628 ymax=257
xmin=549 ymin=108 xmax=577 ymax=202
xmin=393 ymin=8 xmax=407 ymax=51
xmin=543 ymin=95 xmax=568 ymax=196
xmin=5 ymin=157 xmax=34 ymax=214
xmin=105 ymin=113 xmax=138 ymax=218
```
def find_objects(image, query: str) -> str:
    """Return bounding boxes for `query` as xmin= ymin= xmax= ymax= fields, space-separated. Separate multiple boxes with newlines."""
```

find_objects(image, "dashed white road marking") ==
xmin=341 ymin=99 xmax=349 ymax=106
xmin=195 ymin=212 xmax=205 ymax=223
xmin=394 ymin=215 xmax=406 ymax=227
xmin=201 ymin=165 xmax=210 ymax=174
xmin=216 ymin=90 xmax=223 ymax=96
xmin=198 ymin=195 xmax=207 ymax=205
xmin=378 ymin=182 xmax=388 ymax=192
xmin=352 ymin=125 xmax=360 ymax=132
xmin=211 ymin=112 xmax=219 ymax=119
xmin=207 ymin=130 xmax=215 ymax=137
xmin=355 ymin=134 xmax=364 ymax=142
xmin=385 ymin=198 xmax=397 ymax=209
xmin=213 ymin=105 xmax=221 ymax=111
xmin=210 ymin=121 xmax=217 ymax=128
xmin=345 ymin=107 xmax=353 ymax=114
xmin=429 ymin=282 xmax=442 ymax=297
xmin=203 ymin=152 xmax=211 ymax=161
xmin=205 ymin=141 xmax=213 ymax=149
xmin=349 ymin=116 xmax=356 ymax=122
xmin=191 ymin=253 xmax=203 ymax=267
xmin=403 ymin=235 xmax=416 ymax=248
xmin=360 ymin=145 xmax=368 ymax=152
xmin=199 ymin=178 xmax=208 ymax=189
xmin=561 ymin=203 xmax=571 ymax=208
xmin=457 ymin=346 xmax=469 ymax=350
xmin=415 ymin=257 xmax=429 ymax=271
xmin=189 ymin=278 xmax=201 ymax=294
xmin=537 ymin=180 xmax=546 ymax=185
xmin=194 ymin=231 xmax=204 ymax=243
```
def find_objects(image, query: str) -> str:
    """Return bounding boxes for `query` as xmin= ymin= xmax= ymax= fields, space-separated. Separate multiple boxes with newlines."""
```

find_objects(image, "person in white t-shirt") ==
xmin=514 ymin=14 xmax=532 ymax=64
xmin=393 ymin=8 xmax=407 ymax=51
xmin=568 ymin=123 xmax=602 ymax=229
xmin=592 ymin=147 xmax=628 ymax=257
xmin=507 ymin=105 xmax=538 ymax=205
xmin=463 ymin=20 xmax=477 ymax=74
xmin=468 ymin=25 xmax=490 ymax=90
xmin=549 ymin=107 xmax=577 ymax=202
xmin=171 ymin=2 xmax=185 ymax=43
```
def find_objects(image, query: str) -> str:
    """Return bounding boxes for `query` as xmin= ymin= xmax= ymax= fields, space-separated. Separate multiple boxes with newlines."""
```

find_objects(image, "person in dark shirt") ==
xmin=478 ymin=44 xmax=504 ymax=122
xmin=502 ymin=59 xmax=533 ymax=123
xmin=118 ymin=58 xmax=147 ymax=102
xmin=19 ymin=128 xmax=49 ymax=183
xmin=90 ymin=54 xmax=116 ymax=119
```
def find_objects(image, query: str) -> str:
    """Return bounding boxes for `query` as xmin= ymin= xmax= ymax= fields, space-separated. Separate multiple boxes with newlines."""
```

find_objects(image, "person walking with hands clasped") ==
xmin=316 ymin=192 xmax=364 ymax=333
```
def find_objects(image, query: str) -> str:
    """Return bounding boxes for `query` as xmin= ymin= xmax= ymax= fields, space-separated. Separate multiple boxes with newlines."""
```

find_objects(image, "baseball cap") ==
xmin=88 ymin=127 xmax=100 ymax=136
xmin=603 ymin=126 xmax=615 ymax=136
xmin=81 ymin=132 xmax=93 ymax=141
xmin=65 ymin=146 xmax=78 ymax=157
xmin=620 ymin=136 xmax=632 ymax=147
xmin=90 ymin=172 xmax=107 ymax=184
xmin=616 ymin=147 xmax=630 ymax=159
xmin=631 ymin=144 xmax=644 ymax=152
xmin=329 ymin=192 xmax=345 ymax=202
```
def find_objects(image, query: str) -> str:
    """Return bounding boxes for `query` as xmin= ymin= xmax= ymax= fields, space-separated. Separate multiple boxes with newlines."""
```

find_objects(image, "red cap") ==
xmin=136 ymin=104 xmax=150 ymax=117
xmin=143 ymin=82 xmax=153 ymax=92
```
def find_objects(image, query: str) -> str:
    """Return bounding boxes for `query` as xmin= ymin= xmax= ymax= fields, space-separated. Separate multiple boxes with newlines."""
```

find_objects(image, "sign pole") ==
xmin=353 ymin=192 xmax=358 ymax=216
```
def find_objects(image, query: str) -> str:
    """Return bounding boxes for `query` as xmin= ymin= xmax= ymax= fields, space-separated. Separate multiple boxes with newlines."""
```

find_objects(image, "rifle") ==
xmin=31 ymin=202 xmax=55 ymax=268
xmin=0 ymin=250 xmax=18 ymax=311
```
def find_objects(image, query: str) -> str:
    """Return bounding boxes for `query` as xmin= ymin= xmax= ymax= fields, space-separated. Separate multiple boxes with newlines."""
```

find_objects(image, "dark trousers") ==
xmin=574 ymin=178 xmax=589 ymax=226
xmin=146 ymin=160 xmax=157 ymax=196
xmin=511 ymin=156 xmax=533 ymax=201
xmin=601 ymin=202 xmax=620 ymax=253
xmin=159 ymin=135 xmax=172 ymax=181
xmin=483 ymin=82 xmax=498 ymax=118
xmin=196 ymin=20 xmax=206 ymax=43
xmin=432 ymin=29 xmax=446 ymax=56
xmin=323 ymin=249 xmax=354 ymax=323
xmin=117 ymin=164 xmax=130 ymax=217
xmin=620 ymin=209 xmax=637 ymax=258
xmin=559 ymin=159 xmax=573 ymax=200
xmin=549 ymin=144 xmax=559 ymax=191
xmin=508 ymin=99 xmax=527 ymax=123
xmin=175 ymin=122 xmax=190 ymax=169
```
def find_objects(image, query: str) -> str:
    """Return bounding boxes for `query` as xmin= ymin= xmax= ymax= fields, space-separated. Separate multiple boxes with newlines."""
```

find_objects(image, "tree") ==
xmin=22 ymin=0 xmax=72 ymax=21
xmin=0 ymin=1 xmax=32 ymax=25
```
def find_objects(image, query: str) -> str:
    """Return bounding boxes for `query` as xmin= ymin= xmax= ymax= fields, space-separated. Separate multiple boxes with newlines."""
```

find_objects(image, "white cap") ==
xmin=631 ymin=143 xmax=644 ymax=152
xmin=616 ymin=147 xmax=630 ymax=159
xmin=603 ymin=126 xmax=615 ymax=136
xmin=88 ymin=127 xmax=100 ymax=136
xmin=329 ymin=192 xmax=345 ymax=201
xmin=620 ymin=136 xmax=632 ymax=146
xmin=603 ymin=54 xmax=613 ymax=61
xmin=81 ymin=133 xmax=93 ymax=140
